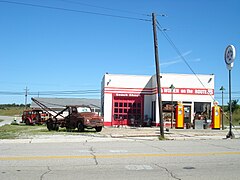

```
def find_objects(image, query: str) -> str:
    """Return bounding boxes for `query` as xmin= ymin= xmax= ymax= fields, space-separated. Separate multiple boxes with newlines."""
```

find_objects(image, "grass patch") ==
xmin=0 ymin=124 xmax=97 ymax=139
xmin=158 ymin=135 xmax=168 ymax=140
xmin=0 ymin=107 xmax=25 ymax=116
xmin=223 ymin=109 xmax=240 ymax=126
xmin=0 ymin=124 xmax=31 ymax=139
xmin=0 ymin=124 xmax=49 ymax=139
xmin=0 ymin=119 xmax=4 ymax=123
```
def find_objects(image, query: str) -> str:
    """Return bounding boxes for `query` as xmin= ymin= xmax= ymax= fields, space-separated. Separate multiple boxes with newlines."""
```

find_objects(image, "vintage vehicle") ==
xmin=22 ymin=109 xmax=48 ymax=125
xmin=31 ymin=98 xmax=104 ymax=132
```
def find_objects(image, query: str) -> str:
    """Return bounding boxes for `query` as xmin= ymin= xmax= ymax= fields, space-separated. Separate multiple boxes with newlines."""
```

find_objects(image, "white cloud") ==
xmin=160 ymin=51 xmax=200 ymax=67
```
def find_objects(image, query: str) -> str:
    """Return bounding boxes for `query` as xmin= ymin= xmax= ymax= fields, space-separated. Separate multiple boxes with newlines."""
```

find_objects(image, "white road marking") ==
xmin=125 ymin=165 xmax=153 ymax=171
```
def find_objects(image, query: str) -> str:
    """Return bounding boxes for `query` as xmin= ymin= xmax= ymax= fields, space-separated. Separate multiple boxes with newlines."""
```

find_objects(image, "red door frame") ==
xmin=112 ymin=94 xmax=144 ymax=126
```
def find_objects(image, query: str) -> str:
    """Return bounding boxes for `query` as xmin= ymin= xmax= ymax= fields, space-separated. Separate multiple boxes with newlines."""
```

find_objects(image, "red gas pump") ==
xmin=175 ymin=103 xmax=184 ymax=129
xmin=211 ymin=105 xmax=221 ymax=130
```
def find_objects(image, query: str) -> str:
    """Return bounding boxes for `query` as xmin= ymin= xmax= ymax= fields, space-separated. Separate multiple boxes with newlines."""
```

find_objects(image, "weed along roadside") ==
xmin=0 ymin=124 xmax=100 ymax=139
xmin=0 ymin=124 xmax=238 ymax=141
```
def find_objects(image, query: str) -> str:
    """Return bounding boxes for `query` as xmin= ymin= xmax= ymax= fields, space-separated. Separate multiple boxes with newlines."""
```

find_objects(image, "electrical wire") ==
xmin=156 ymin=20 xmax=216 ymax=102
xmin=0 ymin=89 xmax=239 ymax=99
xmin=0 ymin=0 xmax=151 ymax=22
xmin=56 ymin=0 xmax=150 ymax=17
xmin=0 ymin=89 xmax=101 ymax=96
xmin=155 ymin=20 xmax=240 ymax=126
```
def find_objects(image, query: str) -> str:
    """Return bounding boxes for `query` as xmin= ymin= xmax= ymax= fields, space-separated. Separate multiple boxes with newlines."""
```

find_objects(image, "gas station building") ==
xmin=101 ymin=73 xmax=215 ymax=127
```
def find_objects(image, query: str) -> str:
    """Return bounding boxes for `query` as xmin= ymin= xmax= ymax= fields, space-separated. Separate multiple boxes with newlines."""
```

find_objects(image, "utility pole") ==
xmin=24 ymin=87 xmax=29 ymax=109
xmin=152 ymin=13 xmax=164 ymax=138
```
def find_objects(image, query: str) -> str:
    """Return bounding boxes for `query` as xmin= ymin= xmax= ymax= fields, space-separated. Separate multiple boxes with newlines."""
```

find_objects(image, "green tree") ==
xmin=228 ymin=99 xmax=239 ymax=113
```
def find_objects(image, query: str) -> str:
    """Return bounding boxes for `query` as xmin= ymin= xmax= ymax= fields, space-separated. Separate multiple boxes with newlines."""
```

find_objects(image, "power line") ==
xmin=0 ymin=89 xmax=101 ymax=96
xmin=57 ymin=0 xmax=150 ymax=17
xmin=0 ymin=0 xmax=151 ymax=22
xmin=156 ymin=20 xmax=216 ymax=102
xmin=1 ymin=89 xmax=240 ymax=96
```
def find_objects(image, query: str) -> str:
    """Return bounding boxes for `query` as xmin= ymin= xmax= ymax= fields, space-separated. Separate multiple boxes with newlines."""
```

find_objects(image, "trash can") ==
xmin=194 ymin=120 xmax=204 ymax=129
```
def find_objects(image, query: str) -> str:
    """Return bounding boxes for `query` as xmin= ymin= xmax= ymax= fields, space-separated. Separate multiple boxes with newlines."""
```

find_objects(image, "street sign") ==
xmin=224 ymin=45 xmax=236 ymax=70
xmin=224 ymin=45 xmax=236 ymax=138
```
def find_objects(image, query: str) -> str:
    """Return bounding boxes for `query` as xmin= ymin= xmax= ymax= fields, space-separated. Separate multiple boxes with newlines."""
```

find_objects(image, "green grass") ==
xmin=0 ymin=124 xmax=97 ymax=139
xmin=222 ymin=109 xmax=240 ymax=126
xmin=233 ymin=109 xmax=240 ymax=125
xmin=0 ymin=119 xmax=4 ymax=123
xmin=0 ymin=107 xmax=25 ymax=116
xmin=158 ymin=135 xmax=168 ymax=140
xmin=0 ymin=124 xmax=47 ymax=139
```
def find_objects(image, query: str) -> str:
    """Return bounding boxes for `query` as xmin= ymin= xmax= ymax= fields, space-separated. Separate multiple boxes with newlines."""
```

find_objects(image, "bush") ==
xmin=233 ymin=109 xmax=240 ymax=125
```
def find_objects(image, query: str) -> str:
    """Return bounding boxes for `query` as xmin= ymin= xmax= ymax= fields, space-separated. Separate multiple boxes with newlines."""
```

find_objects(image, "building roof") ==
xmin=31 ymin=97 xmax=101 ymax=109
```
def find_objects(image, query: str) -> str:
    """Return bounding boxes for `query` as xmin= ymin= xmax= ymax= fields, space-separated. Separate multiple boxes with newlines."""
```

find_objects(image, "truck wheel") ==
xmin=47 ymin=120 xmax=53 ymax=131
xmin=54 ymin=124 xmax=59 ymax=131
xmin=95 ymin=127 xmax=102 ymax=132
xmin=25 ymin=119 xmax=30 ymax=125
xmin=77 ymin=123 xmax=84 ymax=132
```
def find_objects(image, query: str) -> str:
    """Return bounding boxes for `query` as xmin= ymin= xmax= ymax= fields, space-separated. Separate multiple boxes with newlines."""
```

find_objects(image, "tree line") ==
xmin=0 ymin=104 xmax=30 ymax=109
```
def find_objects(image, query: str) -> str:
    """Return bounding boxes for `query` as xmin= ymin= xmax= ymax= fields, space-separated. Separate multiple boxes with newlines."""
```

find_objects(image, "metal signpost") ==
xmin=169 ymin=84 xmax=175 ymax=128
xmin=219 ymin=86 xmax=225 ymax=130
xmin=224 ymin=45 xmax=236 ymax=139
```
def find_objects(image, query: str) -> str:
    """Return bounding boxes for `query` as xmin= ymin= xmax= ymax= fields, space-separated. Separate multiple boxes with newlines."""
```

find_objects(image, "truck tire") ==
xmin=77 ymin=123 xmax=84 ymax=132
xmin=95 ymin=126 xmax=102 ymax=132
xmin=54 ymin=124 xmax=59 ymax=131
xmin=25 ymin=119 xmax=30 ymax=125
xmin=47 ymin=119 xmax=53 ymax=131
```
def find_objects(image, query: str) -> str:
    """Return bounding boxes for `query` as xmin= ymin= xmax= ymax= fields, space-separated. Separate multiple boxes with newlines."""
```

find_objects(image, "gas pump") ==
xmin=211 ymin=105 xmax=221 ymax=130
xmin=175 ymin=102 xmax=184 ymax=129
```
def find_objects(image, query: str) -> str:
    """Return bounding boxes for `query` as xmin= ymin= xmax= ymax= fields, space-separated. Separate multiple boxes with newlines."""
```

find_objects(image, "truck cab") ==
xmin=22 ymin=109 xmax=48 ymax=125
xmin=65 ymin=105 xmax=104 ymax=132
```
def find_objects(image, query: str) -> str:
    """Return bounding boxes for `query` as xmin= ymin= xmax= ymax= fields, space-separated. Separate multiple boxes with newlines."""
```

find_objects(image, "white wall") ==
xmin=103 ymin=73 xmax=152 ymax=88
xmin=144 ymin=95 xmax=153 ymax=118
xmin=151 ymin=73 xmax=215 ymax=102
xmin=102 ymin=73 xmax=152 ymax=124
xmin=151 ymin=73 xmax=215 ymax=124
xmin=103 ymin=93 xmax=113 ymax=123
xmin=102 ymin=73 xmax=215 ymax=125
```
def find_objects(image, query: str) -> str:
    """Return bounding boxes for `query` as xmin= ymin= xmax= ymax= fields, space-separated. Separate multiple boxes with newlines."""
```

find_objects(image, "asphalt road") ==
xmin=0 ymin=138 xmax=240 ymax=180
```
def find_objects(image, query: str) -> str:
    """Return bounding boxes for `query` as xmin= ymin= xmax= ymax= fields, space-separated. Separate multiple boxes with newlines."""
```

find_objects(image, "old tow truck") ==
xmin=31 ymin=98 xmax=104 ymax=132
xmin=22 ymin=109 xmax=48 ymax=125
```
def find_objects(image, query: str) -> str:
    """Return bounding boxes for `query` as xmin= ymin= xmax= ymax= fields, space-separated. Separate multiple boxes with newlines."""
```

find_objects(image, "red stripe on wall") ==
xmin=104 ymin=87 xmax=214 ymax=95
xmin=104 ymin=122 xmax=112 ymax=126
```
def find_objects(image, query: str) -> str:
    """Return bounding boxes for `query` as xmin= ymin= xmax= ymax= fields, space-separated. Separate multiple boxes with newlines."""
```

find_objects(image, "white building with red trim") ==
xmin=101 ymin=73 xmax=214 ymax=127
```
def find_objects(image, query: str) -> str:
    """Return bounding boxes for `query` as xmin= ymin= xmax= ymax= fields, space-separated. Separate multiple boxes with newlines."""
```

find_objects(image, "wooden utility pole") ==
xmin=152 ymin=13 xmax=164 ymax=138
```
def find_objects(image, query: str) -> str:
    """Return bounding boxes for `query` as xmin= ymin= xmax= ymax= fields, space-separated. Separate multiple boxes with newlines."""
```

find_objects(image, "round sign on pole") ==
xmin=224 ymin=45 xmax=236 ymax=65
xmin=224 ymin=45 xmax=236 ymax=139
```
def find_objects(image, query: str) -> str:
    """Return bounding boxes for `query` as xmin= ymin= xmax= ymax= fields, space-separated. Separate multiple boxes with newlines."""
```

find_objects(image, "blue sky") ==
xmin=0 ymin=0 xmax=239 ymax=105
